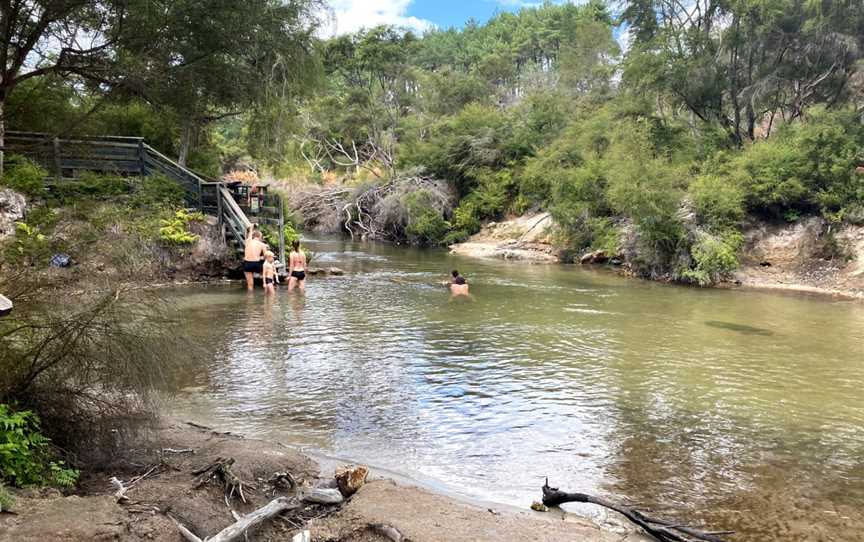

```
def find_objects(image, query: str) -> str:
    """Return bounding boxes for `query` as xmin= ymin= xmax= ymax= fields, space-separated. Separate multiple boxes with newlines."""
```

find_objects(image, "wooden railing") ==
xmin=3 ymin=131 xmax=285 ymax=269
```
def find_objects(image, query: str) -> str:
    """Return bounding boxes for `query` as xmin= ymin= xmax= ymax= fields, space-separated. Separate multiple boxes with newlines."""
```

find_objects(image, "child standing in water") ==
xmin=262 ymin=251 xmax=278 ymax=294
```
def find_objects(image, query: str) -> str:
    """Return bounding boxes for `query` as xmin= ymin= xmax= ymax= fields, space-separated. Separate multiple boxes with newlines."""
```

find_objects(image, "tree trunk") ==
xmin=178 ymin=119 xmax=194 ymax=167
xmin=0 ymin=96 xmax=6 ymax=179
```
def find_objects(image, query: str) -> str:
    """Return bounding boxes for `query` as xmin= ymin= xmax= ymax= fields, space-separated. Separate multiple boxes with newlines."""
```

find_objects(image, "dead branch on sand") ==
xmin=110 ymin=464 xmax=161 ymax=502
xmin=541 ymin=479 xmax=733 ymax=542
xmin=171 ymin=496 xmax=299 ymax=542
xmin=193 ymin=457 xmax=252 ymax=505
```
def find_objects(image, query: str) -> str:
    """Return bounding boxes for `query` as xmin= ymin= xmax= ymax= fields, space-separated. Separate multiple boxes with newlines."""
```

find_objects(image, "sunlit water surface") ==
xmin=167 ymin=237 xmax=864 ymax=541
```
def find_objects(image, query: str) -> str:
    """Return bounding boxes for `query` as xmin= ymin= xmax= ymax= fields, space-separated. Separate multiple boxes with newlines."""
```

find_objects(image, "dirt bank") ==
xmin=451 ymin=213 xmax=864 ymax=300
xmin=449 ymin=213 xmax=560 ymax=263
xmin=0 ymin=420 xmax=646 ymax=542
xmin=730 ymin=217 xmax=864 ymax=300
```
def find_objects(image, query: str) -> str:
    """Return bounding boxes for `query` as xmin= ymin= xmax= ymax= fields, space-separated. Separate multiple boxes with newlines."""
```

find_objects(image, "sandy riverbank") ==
xmin=0 ymin=419 xmax=646 ymax=542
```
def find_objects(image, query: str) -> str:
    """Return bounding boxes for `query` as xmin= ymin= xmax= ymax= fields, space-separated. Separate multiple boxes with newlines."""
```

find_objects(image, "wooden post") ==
xmin=138 ymin=140 xmax=147 ymax=176
xmin=197 ymin=178 xmax=203 ymax=211
xmin=217 ymin=183 xmax=224 ymax=227
xmin=278 ymin=194 xmax=286 ymax=272
xmin=52 ymin=137 xmax=62 ymax=179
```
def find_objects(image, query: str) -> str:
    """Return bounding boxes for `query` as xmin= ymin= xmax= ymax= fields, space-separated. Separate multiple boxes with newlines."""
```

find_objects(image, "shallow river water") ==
xmin=168 ymin=237 xmax=864 ymax=541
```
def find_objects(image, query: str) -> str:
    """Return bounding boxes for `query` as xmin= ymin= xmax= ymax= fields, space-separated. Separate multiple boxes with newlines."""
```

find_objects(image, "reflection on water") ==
xmin=168 ymin=237 xmax=864 ymax=541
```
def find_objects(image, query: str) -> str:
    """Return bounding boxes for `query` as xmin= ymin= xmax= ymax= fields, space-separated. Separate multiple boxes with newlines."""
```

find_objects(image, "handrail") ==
xmin=4 ymin=130 xmax=285 ymax=269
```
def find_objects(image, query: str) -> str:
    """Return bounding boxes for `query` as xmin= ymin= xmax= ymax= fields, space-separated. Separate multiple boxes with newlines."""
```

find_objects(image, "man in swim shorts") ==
xmin=244 ymin=226 xmax=268 ymax=291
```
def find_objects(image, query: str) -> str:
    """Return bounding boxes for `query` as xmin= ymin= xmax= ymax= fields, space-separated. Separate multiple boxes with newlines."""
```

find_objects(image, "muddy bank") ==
xmin=0 ymin=420 xmax=645 ymax=542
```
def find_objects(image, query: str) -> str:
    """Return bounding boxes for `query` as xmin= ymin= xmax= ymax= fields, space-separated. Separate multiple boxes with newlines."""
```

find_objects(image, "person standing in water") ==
xmin=288 ymin=239 xmax=307 ymax=292
xmin=243 ymin=225 xmax=268 ymax=291
xmin=449 ymin=270 xmax=470 ymax=296
xmin=262 ymin=251 xmax=278 ymax=294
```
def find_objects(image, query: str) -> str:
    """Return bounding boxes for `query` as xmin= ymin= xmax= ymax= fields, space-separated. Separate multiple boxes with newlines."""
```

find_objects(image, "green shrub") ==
xmin=3 ymin=221 xmax=51 ymax=266
xmin=0 ymin=481 xmax=14 ymax=511
xmin=679 ymin=231 xmax=742 ymax=286
xmin=736 ymin=108 xmax=864 ymax=219
xmin=158 ymin=209 xmax=204 ymax=245
xmin=0 ymin=405 xmax=79 ymax=488
xmin=1 ymin=154 xmax=47 ymax=198
xmin=404 ymin=190 xmax=450 ymax=245
xmin=689 ymin=171 xmax=746 ymax=230
xmin=50 ymin=172 xmax=130 ymax=203
xmin=131 ymin=175 xmax=186 ymax=207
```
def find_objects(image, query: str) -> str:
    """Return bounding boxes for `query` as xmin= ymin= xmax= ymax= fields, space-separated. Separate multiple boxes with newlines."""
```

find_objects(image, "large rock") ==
xmin=0 ymin=188 xmax=26 ymax=241
xmin=579 ymin=250 xmax=613 ymax=265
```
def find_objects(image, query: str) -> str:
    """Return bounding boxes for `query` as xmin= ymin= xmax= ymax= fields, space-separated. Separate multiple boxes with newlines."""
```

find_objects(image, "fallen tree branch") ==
xmin=541 ymin=479 xmax=730 ymax=542
xmin=171 ymin=496 xmax=300 ymax=542
xmin=110 ymin=464 xmax=161 ymax=502
xmin=193 ymin=457 xmax=252 ymax=505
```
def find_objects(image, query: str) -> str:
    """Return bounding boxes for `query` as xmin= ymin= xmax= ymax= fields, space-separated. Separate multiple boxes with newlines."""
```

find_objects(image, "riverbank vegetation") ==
xmin=3 ymin=1 xmax=862 ymax=285
xmin=283 ymin=1 xmax=864 ymax=283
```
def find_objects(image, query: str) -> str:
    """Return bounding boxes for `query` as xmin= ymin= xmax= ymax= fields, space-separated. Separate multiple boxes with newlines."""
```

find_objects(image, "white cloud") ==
xmin=324 ymin=0 xmax=434 ymax=36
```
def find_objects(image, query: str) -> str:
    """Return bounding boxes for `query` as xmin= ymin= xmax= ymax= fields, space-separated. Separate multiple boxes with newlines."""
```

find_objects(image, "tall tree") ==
xmin=115 ymin=0 xmax=323 ymax=167
xmin=0 ymin=0 xmax=127 ymax=175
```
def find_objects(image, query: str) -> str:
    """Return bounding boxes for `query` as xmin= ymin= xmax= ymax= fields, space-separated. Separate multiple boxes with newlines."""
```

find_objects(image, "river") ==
xmin=168 ymin=236 xmax=864 ymax=541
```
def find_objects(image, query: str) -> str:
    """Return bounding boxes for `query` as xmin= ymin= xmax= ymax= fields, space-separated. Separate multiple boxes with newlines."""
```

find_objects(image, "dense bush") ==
xmin=404 ymin=190 xmax=450 ymax=245
xmin=678 ymin=231 xmax=743 ymax=286
xmin=50 ymin=172 xmax=131 ymax=204
xmin=734 ymin=108 xmax=864 ymax=219
xmin=130 ymin=175 xmax=186 ymax=207
xmin=1 ymin=154 xmax=47 ymax=198
xmin=0 ymin=404 xmax=78 ymax=488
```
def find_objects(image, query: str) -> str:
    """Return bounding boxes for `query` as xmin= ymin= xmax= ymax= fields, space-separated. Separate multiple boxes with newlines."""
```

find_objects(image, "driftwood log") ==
xmin=0 ymin=294 xmax=12 ymax=317
xmin=172 ymin=496 xmax=299 ymax=542
xmin=541 ymin=479 xmax=732 ymax=542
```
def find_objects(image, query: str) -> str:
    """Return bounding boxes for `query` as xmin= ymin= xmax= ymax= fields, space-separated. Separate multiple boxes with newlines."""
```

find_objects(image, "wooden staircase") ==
xmin=3 ymin=131 xmax=286 ymax=270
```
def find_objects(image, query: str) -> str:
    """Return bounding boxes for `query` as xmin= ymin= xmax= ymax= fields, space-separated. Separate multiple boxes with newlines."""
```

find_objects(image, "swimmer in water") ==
xmin=288 ymin=239 xmax=307 ymax=293
xmin=448 ymin=270 xmax=470 ymax=296
xmin=243 ymin=225 xmax=268 ymax=291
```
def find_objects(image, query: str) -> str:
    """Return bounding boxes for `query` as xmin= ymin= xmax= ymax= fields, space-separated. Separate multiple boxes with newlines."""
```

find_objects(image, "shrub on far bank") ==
xmin=678 ymin=231 xmax=743 ymax=286
xmin=734 ymin=107 xmax=864 ymax=220
xmin=404 ymin=190 xmax=450 ymax=246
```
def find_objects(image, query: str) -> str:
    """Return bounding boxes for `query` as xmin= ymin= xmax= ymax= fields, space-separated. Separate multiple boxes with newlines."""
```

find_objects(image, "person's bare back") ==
xmin=288 ymin=239 xmax=307 ymax=292
xmin=243 ymin=227 xmax=269 ymax=291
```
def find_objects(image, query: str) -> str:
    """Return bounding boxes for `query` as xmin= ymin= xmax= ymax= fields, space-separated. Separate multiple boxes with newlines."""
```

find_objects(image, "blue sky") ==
xmin=409 ymin=0 xmax=534 ymax=30
xmin=327 ymin=0 xmax=554 ymax=35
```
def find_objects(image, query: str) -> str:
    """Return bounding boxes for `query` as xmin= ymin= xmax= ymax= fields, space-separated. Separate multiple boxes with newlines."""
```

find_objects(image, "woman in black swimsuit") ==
xmin=288 ymin=239 xmax=307 ymax=292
